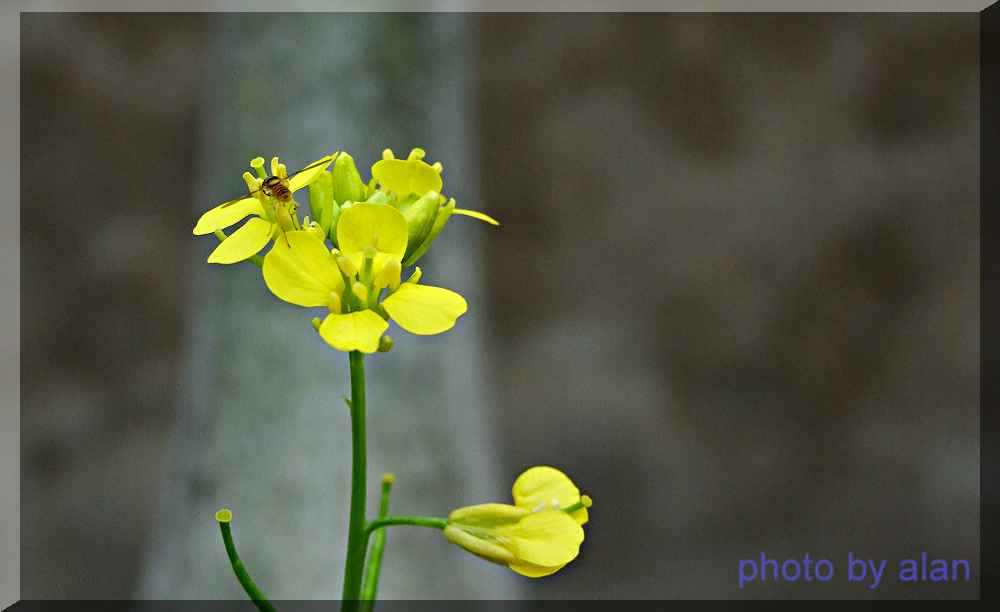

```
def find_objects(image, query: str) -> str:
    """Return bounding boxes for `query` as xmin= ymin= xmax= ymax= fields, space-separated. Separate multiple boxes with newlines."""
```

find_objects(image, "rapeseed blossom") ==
xmin=193 ymin=154 xmax=335 ymax=264
xmin=262 ymin=203 xmax=467 ymax=353
xmin=444 ymin=466 xmax=592 ymax=577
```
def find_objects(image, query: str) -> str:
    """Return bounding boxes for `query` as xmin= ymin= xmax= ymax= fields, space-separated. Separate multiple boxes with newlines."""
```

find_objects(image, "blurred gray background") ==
xmin=20 ymin=12 xmax=978 ymax=599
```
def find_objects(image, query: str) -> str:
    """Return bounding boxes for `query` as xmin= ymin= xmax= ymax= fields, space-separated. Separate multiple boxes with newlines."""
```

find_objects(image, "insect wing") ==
xmin=218 ymin=193 xmax=261 ymax=209
xmin=286 ymin=151 xmax=341 ymax=182
xmin=216 ymin=151 xmax=340 ymax=208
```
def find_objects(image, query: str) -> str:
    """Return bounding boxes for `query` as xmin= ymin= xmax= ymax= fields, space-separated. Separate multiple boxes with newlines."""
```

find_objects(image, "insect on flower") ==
xmin=217 ymin=153 xmax=342 ymax=208
xmin=193 ymin=153 xmax=339 ymax=264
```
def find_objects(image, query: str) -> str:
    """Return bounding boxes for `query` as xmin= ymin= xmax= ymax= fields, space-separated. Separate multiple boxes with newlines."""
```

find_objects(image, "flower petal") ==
xmin=193 ymin=197 xmax=265 ymax=235
xmin=318 ymin=310 xmax=388 ymax=353
xmin=207 ymin=217 xmax=273 ymax=264
xmin=336 ymin=203 xmax=408 ymax=259
xmin=262 ymin=231 xmax=344 ymax=307
xmin=288 ymin=154 xmax=336 ymax=192
xmin=498 ymin=510 xmax=584 ymax=568
xmin=512 ymin=466 xmax=588 ymax=525
xmin=507 ymin=560 xmax=567 ymax=578
xmin=371 ymin=157 xmax=442 ymax=197
xmin=381 ymin=283 xmax=467 ymax=336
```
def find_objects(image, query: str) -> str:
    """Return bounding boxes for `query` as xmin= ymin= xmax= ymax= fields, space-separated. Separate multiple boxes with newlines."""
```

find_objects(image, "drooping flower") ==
xmin=193 ymin=154 xmax=335 ymax=264
xmin=444 ymin=466 xmax=592 ymax=578
xmin=262 ymin=202 xmax=468 ymax=353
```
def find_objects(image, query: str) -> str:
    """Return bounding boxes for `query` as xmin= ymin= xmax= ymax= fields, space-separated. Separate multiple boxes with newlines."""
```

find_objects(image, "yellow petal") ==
xmin=318 ymin=310 xmax=388 ymax=353
xmin=512 ymin=466 xmax=588 ymax=525
xmin=193 ymin=197 xmax=265 ymax=235
xmin=262 ymin=231 xmax=344 ymax=307
xmin=371 ymin=157 xmax=442 ymax=196
xmin=497 ymin=510 xmax=584 ymax=568
xmin=336 ymin=203 xmax=408 ymax=259
xmin=288 ymin=154 xmax=336 ymax=192
xmin=207 ymin=217 xmax=273 ymax=264
xmin=381 ymin=283 xmax=467 ymax=336
xmin=452 ymin=208 xmax=500 ymax=226
xmin=507 ymin=560 xmax=567 ymax=578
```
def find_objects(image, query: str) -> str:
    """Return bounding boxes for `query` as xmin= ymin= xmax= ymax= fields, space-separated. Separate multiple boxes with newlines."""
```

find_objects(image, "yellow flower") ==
xmin=262 ymin=202 xmax=468 ymax=353
xmin=444 ymin=466 xmax=592 ymax=578
xmin=372 ymin=148 xmax=499 ymax=266
xmin=193 ymin=154 xmax=335 ymax=264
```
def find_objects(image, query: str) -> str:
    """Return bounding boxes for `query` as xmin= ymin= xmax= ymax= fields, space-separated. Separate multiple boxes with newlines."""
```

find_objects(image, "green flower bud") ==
xmin=332 ymin=152 xmax=366 ymax=205
xmin=403 ymin=196 xmax=455 ymax=267
xmin=308 ymin=171 xmax=338 ymax=240
xmin=398 ymin=191 xmax=442 ymax=263
xmin=377 ymin=335 xmax=394 ymax=353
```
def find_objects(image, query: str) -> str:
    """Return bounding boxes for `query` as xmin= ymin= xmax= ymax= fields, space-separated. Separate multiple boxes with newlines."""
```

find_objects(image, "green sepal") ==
xmin=403 ymin=196 xmax=455 ymax=267
xmin=332 ymin=152 xmax=366 ymax=205
xmin=398 ymin=191 xmax=441 ymax=263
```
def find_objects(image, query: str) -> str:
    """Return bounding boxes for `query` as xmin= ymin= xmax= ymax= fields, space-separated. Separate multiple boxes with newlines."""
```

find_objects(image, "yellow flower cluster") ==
xmin=192 ymin=149 xmax=498 ymax=353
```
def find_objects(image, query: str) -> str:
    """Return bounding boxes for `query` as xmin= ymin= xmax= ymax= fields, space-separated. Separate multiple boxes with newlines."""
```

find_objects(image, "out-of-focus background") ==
xmin=21 ymin=12 xmax=978 ymax=599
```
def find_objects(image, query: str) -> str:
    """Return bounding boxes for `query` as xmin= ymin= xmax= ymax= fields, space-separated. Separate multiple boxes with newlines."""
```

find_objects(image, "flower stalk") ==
xmin=341 ymin=350 xmax=368 ymax=609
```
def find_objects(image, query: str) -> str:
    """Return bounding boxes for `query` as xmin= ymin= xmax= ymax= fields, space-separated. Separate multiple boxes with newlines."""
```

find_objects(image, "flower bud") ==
xmin=332 ymin=152 xmax=366 ymax=205
xmin=307 ymin=170 xmax=339 ymax=241
xmin=398 ymin=191 xmax=442 ymax=263
xmin=377 ymin=335 xmax=394 ymax=353
xmin=403 ymin=197 xmax=455 ymax=267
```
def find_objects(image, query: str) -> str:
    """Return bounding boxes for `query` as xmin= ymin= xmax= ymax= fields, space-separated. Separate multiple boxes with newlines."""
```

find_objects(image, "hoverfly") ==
xmin=217 ymin=152 xmax=341 ymax=208
xmin=206 ymin=152 xmax=340 ymax=250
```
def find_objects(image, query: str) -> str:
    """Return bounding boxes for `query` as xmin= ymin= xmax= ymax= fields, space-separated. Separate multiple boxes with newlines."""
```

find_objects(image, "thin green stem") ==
xmin=341 ymin=351 xmax=368 ymax=610
xmin=215 ymin=511 xmax=277 ymax=612
xmin=364 ymin=515 xmax=449 ymax=537
xmin=360 ymin=475 xmax=395 ymax=610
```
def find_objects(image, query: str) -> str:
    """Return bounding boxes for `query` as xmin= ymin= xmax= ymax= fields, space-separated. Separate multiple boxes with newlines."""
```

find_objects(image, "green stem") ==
xmin=364 ymin=515 xmax=449 ymax=537
xmin=341 ymin=351 xmax=368 ymax=609
xmin=215 ymin=510 xmax=277 ymax=612
xmin=360 ymin=475 xmax=395 ymax=610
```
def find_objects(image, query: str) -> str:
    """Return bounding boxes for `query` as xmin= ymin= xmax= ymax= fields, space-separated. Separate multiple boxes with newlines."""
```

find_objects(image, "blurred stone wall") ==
xmin=476 ymin=13 xmax=978 ymax=598
xmin=20 ymin=14 xmax=211 ymax=598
